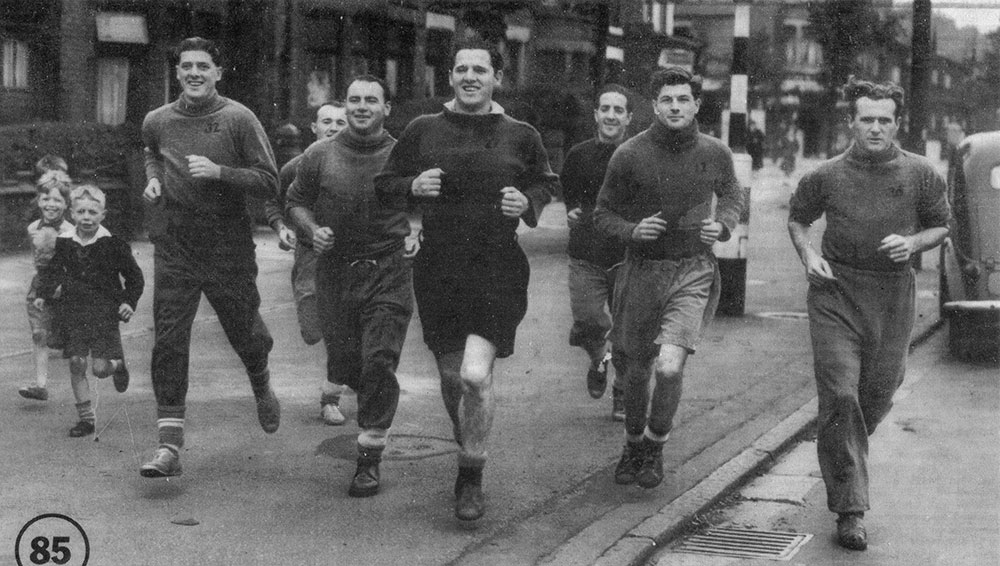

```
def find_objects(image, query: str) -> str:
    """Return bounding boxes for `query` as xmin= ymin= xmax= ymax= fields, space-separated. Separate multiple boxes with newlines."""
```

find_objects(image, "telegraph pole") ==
xmin=715 ymin=0 xmax=752 ymax=316
xmin=908 ymin=0 xmax=931 ymax=156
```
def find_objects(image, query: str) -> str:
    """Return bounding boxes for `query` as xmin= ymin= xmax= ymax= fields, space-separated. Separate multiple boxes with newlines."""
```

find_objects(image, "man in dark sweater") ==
xmin=788 ymin=77 xmax=950 ymax=551
xmin=139 ymin=37 xmax=280 ymax=479
xmin=562 ymin=84 xmax=632 ymax=419
xmin=265 ymin=101 xmax=350 ymax=426
xmin=287 ymin=75 xmax=412 ymax=498
xmin=594 ymin=66 xmax=743 ymax=491
xmin=375 ymin=40 xmax=556 ymax=522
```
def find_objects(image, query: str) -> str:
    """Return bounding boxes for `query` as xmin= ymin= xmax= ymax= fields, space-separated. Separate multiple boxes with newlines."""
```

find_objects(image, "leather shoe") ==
xmin=837 ymin=513 xmax=868 ymax=551
xmin=348 ymin=458 xmax=380 ymax=497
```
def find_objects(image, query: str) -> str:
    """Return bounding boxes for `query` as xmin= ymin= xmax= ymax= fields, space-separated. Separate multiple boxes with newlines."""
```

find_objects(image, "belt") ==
xmin=628 ymin=247 xmax=706 ymax=262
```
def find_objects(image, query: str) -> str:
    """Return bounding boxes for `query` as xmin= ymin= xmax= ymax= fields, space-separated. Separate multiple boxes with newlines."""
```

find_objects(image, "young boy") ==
xmin=35 ymin=185 xmax=144 ymax=437
xmin=18 ymin=170 xmax=75 ymax=401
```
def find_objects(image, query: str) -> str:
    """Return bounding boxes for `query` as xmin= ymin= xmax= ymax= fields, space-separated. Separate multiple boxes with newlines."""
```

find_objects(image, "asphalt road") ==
xmin=0 ymin=159 xmax=940 ymax=566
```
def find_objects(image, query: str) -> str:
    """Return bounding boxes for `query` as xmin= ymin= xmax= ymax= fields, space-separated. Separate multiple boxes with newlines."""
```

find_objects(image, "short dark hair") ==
xmin=451 ymin=38 xmax=504 ymax=73
xmin=347 ymin=74 xmax=391 ymax=104
xmin=175 ymin=37 xmax=222 ymax=66
xmin=595 ymin=84 xmax=632 ymax=112
xmin=648 ymin=66 xmax=702 ymax=100
xmin=843 ymin=75 xmax=905 ymax=119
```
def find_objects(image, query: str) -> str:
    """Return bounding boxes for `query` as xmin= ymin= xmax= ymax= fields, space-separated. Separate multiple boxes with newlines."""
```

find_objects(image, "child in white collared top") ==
xmin=34 ymin=185 xmax=144 ymax=437
xmin=18 ymin=170 xmax=74 ymax=402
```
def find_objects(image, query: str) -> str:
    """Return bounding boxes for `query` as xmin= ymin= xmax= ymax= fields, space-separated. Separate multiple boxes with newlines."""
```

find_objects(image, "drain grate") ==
xmin=674 ymin=528 xmax=812 ymax=561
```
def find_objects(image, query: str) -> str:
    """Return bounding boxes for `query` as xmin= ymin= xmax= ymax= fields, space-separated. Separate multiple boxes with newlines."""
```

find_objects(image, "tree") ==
xmin=808 ymin=1 xmax=899 ymax=148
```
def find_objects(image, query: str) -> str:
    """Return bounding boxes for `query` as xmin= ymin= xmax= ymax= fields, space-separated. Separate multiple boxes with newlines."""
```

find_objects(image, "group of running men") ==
xmin=79 ymin=34 xmax=949 ymax=543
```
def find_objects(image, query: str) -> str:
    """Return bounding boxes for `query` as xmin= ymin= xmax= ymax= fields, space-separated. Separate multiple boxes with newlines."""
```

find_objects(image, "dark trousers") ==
xmin=151 ymin=227 xmax=273 ymax=408
xmin=808 ymin=261 xmax=914 ymax=513
xmin=316 ymin=249 xmax=413 ymax=433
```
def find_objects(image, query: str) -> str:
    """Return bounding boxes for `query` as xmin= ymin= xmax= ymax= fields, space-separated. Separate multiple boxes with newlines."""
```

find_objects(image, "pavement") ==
xmin=0 ymin=156 xmax=972 ymax=566
xmin=650 ymin=329 xmax=1000 ymax=566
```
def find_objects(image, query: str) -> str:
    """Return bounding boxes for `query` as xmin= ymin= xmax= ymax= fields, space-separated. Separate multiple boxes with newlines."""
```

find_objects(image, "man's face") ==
xmin=345 ymin=80 xmax=390 ymax=137
xmin=594 ymin=92 xmax=631 ymax=143
xmin=449 ymin=49 xmax=501 ymax=114
xmin=653 ymin=83 xmax=700 ymax=130
xmin=176 ymin=50 xmax=222 ymax=102
xmin=71 ymin=199 xmax=106 ymax=238
xmin=312 ymin=105 xmax=348 ymax=139
xmin=850 ymin=97 xmax=899 ymax=154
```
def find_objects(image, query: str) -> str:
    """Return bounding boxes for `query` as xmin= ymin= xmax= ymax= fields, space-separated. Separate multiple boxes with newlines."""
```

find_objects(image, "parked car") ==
xmin=939 ymin=130 xmax=1000 ymax=362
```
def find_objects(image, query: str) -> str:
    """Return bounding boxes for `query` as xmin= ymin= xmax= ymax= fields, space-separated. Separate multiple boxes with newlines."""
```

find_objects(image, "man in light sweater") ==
xmin=140 ymin=37 xmax=280 ymax=478
xmin=287 ymin=75 xmax=413 ymax=498
xmin=265 ymin=101 xmax=351 ymax=426
xmin=787 ymin=77 xmax=950 ymax=551
xmin=594 ymin=66 xmax=743 ymax=491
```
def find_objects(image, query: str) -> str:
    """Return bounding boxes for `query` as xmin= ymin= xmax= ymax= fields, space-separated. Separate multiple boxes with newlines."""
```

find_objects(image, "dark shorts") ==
xmin=61 ymin=307 xmax=123 ymax=360
xmin=413 ymin=243 xmax=529 ymax=358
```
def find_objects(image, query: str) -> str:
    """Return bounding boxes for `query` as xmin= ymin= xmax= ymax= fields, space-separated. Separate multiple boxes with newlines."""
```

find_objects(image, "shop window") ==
xmin=3 ymin=39 xmax=29 ymax=89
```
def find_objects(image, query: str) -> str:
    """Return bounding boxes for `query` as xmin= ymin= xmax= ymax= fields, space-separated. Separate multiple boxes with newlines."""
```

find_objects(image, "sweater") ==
xmin=286 ymin=128 xmax=408 ymax=261
xmin=375 ymin=102 xmax=557 ymax=252
xmin=594 ymin=119 xmax=743 ymax=260
xmin=142 ymin=93 xmax=278 ymax=224
xmin=37 ymin=226 xmax=144 ymax=315
xmin=789 ymin=143 xmax=951 ymax=272
xmin=562 ymin=138 xmax=627 ymax=268
xmin=26 ymin=218 xmax=74 ymax=300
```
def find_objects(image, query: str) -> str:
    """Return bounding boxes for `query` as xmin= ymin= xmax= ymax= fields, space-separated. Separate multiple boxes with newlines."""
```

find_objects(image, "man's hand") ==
xmin=119 ymin=303 xmax=134 ymax=322
xmin=411 ymin=168 xmax=443 ymax=197
xmin=500 ymin=186 xmax=529 ymax=218
xmin=631 ymin=214 xmax=669 ymax=242
xmin=277 ymin=225 xmax=297 ymax=250
xmin=186 ymin=155 xmax=222 ymax=179
xmin=143 ymin=178 xmax=162 ymax=203
xmin=878 ymin=234 xmax=915 ymax=263
xmin=313 ymin=226 xmax=336 ymax=253
xmin=802 ymin=248 xmax=837 ymax=286
xmin=566 ymin=207 xmax=583 ymax=228
xmin=699 ymin=219 xmax=724 ymax=245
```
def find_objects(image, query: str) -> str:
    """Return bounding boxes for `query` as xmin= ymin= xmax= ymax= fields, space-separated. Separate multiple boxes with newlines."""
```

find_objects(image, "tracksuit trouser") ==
xmin=151 ymin=226 xmax=274 ymax=410
xmin=316 ymin=248 xmax=412 ymax=445
xmin=808 ymin=261 xmax=915 ymax=514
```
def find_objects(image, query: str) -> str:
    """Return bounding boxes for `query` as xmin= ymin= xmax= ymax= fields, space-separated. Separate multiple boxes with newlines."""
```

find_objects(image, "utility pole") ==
xmin=908 ymin=0 xmax=931 ymax=156
xmin=715 ymin=0 xmax=752 ymax=316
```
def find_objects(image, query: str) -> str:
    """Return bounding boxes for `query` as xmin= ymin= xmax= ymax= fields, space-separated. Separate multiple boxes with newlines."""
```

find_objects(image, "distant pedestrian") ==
xmin=139 ymin=37 xmax=280 ymax=478
xmin=593 ymin=66 xmax=744 ymax=491
xmin=747 ymin=120 xmax=765 ymax=171
xmin=562 ymin=84 xmax=632 ymax=421
xmin=35 ymin=186 xmax=144 ymax=437
xmin=18 ymin=170 xmax=74 ymax=402
xmin=287 ymin=75 xmax=414 ymax=498
xmin=375 ymin=39 xmax=556 ymax=522
xmin=787 ymin=76 xmax=950 ymax=551
xmin=779 ymin=125 xmax=798 ymax=179
xmin=265 ymin=101 xmax=350 ymax=426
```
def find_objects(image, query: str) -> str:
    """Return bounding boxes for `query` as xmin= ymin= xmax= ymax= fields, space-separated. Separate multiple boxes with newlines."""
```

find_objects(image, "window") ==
xmin=96 ymin=57 xmax=129 ymax=125
xmin=3 ymin=39 xmax=29 ymax=89
xmin=944 ymin=73 xmax=951 ymax=89
xmin=931 ymin=69 xmax=939 ymax=85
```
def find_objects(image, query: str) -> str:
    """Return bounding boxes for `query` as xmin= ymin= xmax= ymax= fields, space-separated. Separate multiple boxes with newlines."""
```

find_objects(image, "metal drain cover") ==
xmin=675 ymin=528 xmax=812 ymax=561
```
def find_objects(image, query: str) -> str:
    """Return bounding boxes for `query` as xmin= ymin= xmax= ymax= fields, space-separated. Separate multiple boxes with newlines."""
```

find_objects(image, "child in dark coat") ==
xmin=35 ymin=185 xmax=144 ymax=437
